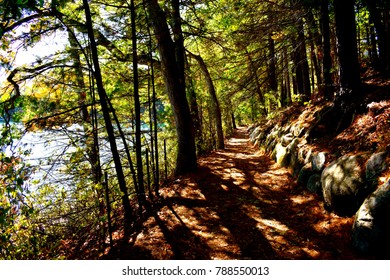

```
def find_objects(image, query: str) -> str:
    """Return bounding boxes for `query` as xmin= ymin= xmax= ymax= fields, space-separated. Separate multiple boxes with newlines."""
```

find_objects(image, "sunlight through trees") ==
xmin=0 ymin=0 xmax=388 ymax=259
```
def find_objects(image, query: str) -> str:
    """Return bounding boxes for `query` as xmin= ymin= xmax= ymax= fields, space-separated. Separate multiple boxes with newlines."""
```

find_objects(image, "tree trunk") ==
xmin=188 ymin=52 xmax=224 ymax=150
xmin=320 ymin=0 xmax=334 ymax=100
xmin=143 ymin=2 xmax=160 ymax=194
xmin=187 ymin=75 xmax=204 ymax=154
xmin=334 ymin=0 xmax=361 ymax=96
xmin=368 ymin=18 xmax=379 ymax=65
xmin=146 ymin=0 xmax=197 ymax=176
xmin=305 ymin=11 xmax=322 ymax=94
xmin=296 ymin=19 xmax=311 ymax=101
xmin=283 ymin=46 xmax=291 ymax=105
xmin=246 ymin=50 xmax=267 ymax=115
xmin=82 ymin=0 xmax=133 ymax=227
xmin=268 ymin=35 xmax=278 ymax=93
xmin=365 ymin=0 xmax=390 ymax=74
xmin=280 ymin=78 xmax=287 ymax=107
xmin=328 ymin=0 xmax=362 ymax=132
xmin=130 ymin=0 xmax=146 ymax=206
xmin=231 ymin=112 xmax=237 ymax=130
xmin=68 ymin=29 xmax=105 ymax=221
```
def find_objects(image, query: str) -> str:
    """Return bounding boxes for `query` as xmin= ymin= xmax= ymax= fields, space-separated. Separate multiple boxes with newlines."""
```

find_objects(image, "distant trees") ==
xmin=210 ymin=0 xmax=386 ymax=122
xmin=320 ymin=0 xmax=333 ymax=100
xmin=364 ymin=0 xmax=390 ymax=75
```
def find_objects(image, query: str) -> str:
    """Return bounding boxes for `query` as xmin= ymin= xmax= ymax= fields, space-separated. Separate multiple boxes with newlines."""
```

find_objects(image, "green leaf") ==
xmin=17 ymin=177 xmax=24 ymax=187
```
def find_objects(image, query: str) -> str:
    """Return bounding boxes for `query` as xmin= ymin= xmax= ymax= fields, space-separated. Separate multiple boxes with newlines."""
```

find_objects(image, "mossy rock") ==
xmin=352 ymin=179 xmax=390 ymax=256
xmin=321 ymin=154 xmax=370 ymax=216
xmin=307 ymin=174 xmax=322 ymax=195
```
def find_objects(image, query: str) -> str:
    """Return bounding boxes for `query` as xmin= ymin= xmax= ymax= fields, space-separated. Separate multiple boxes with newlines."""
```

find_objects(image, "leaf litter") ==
xmin=109 ymin=127 xmax=367 ymax=260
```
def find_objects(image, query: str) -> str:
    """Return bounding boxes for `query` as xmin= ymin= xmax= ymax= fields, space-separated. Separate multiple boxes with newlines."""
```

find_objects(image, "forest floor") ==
xmin=105 ymin=127 xmax=367 ymax=260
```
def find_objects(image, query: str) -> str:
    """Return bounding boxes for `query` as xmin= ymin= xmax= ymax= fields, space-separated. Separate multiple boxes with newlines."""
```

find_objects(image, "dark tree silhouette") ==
xmin=82 ymin=0 xmax=133 ymax=229
xmin=145 ymin=0 xmax=197 ymax=176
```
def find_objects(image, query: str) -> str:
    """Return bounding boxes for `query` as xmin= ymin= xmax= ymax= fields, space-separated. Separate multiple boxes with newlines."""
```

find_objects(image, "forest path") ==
xmin=123 ymin=127 xmax=360 ymax=259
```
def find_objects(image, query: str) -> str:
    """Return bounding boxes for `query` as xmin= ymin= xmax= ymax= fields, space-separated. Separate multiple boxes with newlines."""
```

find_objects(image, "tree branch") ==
xmin=1 ymin=10 xmax=54 ymax=38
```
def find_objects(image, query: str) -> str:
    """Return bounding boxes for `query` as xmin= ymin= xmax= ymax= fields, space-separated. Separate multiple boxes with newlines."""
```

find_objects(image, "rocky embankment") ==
xmin=248 ymin=101 xmax=390 ymax=257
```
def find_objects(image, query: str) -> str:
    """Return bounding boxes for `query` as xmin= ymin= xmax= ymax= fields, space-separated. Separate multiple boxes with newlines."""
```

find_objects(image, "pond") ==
xmin=1 ymin=122 xmax=89 ymax=188
xmin=1 ymin=120 xmax=155 ymax=190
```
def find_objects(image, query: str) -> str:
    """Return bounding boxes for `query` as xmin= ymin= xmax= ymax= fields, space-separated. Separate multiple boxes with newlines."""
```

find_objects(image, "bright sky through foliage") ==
xmin=1 ymin=24 xmax=67 ymax=83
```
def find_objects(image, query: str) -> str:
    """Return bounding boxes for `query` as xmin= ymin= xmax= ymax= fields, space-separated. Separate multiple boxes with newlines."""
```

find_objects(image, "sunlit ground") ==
xmin=122 ymin=127 xmax=359 ymax=260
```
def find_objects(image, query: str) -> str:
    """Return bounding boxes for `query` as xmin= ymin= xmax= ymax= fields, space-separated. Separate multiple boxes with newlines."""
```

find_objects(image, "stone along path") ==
xmin=122 ymin=127 xmax=360 ymax=259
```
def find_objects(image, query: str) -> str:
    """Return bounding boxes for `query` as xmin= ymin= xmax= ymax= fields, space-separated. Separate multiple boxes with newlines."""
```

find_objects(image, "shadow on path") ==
xmin=110 ymin=127 xmax=360 ymax=259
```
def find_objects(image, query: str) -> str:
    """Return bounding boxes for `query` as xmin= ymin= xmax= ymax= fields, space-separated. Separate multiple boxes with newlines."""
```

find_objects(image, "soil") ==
xmin=107 ymin=127 xmax=368 ymax=260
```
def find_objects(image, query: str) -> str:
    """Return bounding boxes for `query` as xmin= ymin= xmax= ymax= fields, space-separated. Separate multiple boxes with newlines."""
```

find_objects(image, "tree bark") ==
xmin=268 ymin=35 xmax=278 ymax=93
xmin=322 ymin=0 xmax=362 ymax=133
xmin=246 ymin=50 xmax=267 ymax=115
xmin=130 ymin=0 xmax=146 ymax=205
xmin=365 ymin=0 xmax=390 ymax=74
xmin=320 ymin=0 xmax=334 ymax=100
xmin=187 ymin=75 xmax=204 ymax=154
xmin=296 ymin=19 xmax=311 ymax=101
xmin=334 ymin=0 xmax=361 ymax=96
xmin=68 ymin=29 xmax=103 ymax=213
xmin=82 ymin=0 xmax=133 ymax=227
xmin=187 ymin=52 xmax=224 ymax=150
xmin=145 ymin=0 xmax=197 ymax=176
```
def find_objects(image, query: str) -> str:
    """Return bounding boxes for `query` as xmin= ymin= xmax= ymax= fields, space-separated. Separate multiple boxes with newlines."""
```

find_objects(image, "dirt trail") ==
xmin=119 ymin=127 xmax=361 ymax=259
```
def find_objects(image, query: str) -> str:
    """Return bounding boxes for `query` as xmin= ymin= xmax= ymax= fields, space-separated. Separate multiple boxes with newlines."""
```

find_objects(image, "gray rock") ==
xmin=365 ymin=152 xmax=388 ymax=189
xmin=298 ymin=163 xmax=313 ymax=186
xmin=352 ymin=179 xmax=390 ymax=256
xmin=250 ymin=126 xmax=261 ymax=141
xmin=297 ymin=146 xmax=311 ymax=166
xmin=281 ymin=133 xmax=294 ymax=146
xmin=255 ymin=131 xmax=267 ymax=147
xmin=291 ymin=122 xmax=305 ymax=137
xmin=274 ymin=143 xmax=289 ymax=167
xmin=258 ymin=132 xmax=266 ymax=142
xmin=321 ymin=154 xmax=370 ymax=216
xmin=287 ymin=138 xmax=301 ymax=174
xmin=307 ymin=174 xmax=322 ymax=195
xmin=265 ymin=138 xmax=277 ymax=153
xmin=311 ymin=152 xmax=327 ymax=172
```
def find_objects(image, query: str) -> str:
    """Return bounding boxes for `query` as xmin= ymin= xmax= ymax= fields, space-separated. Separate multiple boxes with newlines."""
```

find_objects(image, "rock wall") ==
xmin=248 ymin=114 xmax=389 ymax=256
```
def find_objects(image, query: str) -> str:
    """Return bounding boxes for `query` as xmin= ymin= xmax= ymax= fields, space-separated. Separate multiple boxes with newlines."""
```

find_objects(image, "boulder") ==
xmin=273 ymin=143 xmax=289 ymax=167
xmin=298 ymin=163 xmax=313 ymax=186
xmin=352 ymin=179 xmax=390 ymax=256
xmin=307 ymin=174 xmax=322 ymax=195
xmin=287 ymin=138 xmax=301 ymax=175
xmin=258 ymin=132 xmax=266 ymax=142
xmin=311 ymin=152 xmax=326 ymax=172
xmin=290 ymin=122 xmax=305 ymax=137
xmin=321 ymin=154 xmax=370 ymax=216
xmin=265 ymin=138 xmax=277 ymax=153
xmin=281 ymin=133 xmax=294 ymax=146
xmin=365 ymin=152 xmax=388 ymax=189
xmin=250 ymin=126 xmax=261 ymax=141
